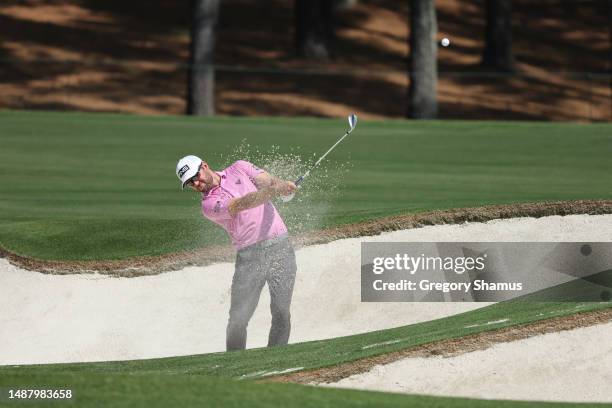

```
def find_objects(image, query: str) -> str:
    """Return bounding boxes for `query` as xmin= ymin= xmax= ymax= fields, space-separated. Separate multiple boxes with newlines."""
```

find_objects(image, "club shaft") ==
xmin=295 ymin=127 xmax=354 ymax=185
xmin=313 ymin=130 xmax=351 ymax=167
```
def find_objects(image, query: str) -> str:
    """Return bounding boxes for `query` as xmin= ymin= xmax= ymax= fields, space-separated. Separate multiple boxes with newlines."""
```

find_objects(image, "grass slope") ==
xmin=1 ymin=301 xmax=610 ymax=407
xmin=1 ymin=371 xmax=605 ymax=408
xmin=1 ymin=302 xmax=609 ymax=379
xmin=1 ymin=111 xmax=611 ymax=261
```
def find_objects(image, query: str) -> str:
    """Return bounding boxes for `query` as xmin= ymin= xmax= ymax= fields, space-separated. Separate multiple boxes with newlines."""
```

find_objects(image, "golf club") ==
xmin=281 ymin=114 xmax=358 ymax=202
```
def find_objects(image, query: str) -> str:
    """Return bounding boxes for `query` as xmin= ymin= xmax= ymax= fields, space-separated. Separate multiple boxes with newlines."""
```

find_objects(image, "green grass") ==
xmin=1 ymin=111 xmax=611 ymax=260
xmin=1 ymin=301 xmax=609 ymax=407
xmin=1 ymin=371 xmax=606 ymax=408
xmin=5 ymin=371 xmax=605 ymax=408
xmin=1 ymin=301 xmax=608 ymax=379
xmin=2 ymin=111 xmax=610 ymax=406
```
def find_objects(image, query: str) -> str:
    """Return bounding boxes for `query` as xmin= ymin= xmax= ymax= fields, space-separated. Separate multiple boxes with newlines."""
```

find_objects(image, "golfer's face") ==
xmin=190 ymin=165 xmax=213 ymax=193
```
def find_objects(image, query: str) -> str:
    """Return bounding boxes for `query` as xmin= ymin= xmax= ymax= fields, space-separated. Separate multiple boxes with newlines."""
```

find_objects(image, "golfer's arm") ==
xmin=228 ymin=188 xmax=275 ymax=217
xmin=228 ymin=172 xmax=295 ymax=216
xmin=254 ymin=171 xmax=282 ymax=189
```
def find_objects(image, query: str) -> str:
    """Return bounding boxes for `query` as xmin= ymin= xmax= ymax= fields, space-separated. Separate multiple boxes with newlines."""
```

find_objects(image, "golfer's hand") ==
xmin=275 ymin=181 xmax=297 ymax=196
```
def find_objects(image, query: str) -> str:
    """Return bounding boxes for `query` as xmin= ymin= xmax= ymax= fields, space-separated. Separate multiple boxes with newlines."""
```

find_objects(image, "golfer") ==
xmin=176 ymin=155 xmax=298 ymax=351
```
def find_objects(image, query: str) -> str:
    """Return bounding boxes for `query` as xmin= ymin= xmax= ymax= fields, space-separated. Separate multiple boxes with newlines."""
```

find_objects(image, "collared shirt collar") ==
xmin=203 ymin=170 xmax=226 ymax=197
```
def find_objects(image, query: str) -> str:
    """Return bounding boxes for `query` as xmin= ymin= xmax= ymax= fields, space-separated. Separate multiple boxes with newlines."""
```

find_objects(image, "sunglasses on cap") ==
xmin=186 ymin=163 xmax=202 ymax=187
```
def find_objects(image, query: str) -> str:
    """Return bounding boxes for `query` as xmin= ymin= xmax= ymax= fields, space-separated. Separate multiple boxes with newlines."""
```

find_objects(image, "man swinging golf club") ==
xmin=176 ymin=156 xmax=297 ymax=351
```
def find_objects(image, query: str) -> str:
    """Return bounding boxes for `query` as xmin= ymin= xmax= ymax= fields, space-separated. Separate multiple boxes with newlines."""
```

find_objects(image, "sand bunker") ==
xmin=0 ymin=214 xmax=611 ymax=365
xmin=327 ymin=321 xmax=612 ymax=403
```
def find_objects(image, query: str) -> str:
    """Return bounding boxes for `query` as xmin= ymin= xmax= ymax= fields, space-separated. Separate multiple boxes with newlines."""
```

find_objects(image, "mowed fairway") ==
xmin=1 ymin=110 xmax=611 ymax=406
xmin=0 ymin=300 xmax=610 ymax=407
xmin=0 ymin=110 xmax=610 ymax=260
xmin=0 ymin=370 xmax=587 ymax=408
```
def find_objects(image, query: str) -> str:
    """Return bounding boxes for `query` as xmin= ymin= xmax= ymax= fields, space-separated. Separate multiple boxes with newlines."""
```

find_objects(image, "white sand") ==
xmin=0 ymin=214 xmax=610 ymax=366
xmin=328 ymin=321 xmax=612 ymax=403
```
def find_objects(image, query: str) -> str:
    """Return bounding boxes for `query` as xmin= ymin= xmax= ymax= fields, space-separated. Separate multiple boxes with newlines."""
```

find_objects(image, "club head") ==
xmin=280 ymin=192 xmax=295 ymax=203
xmin=348 ymin=114 xmax=358 ymax=131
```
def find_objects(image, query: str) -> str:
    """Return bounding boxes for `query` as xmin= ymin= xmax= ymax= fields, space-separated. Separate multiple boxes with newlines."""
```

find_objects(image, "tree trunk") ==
xmin=295 ymin=0 xmax=334 ymax=59
xmin=481 ymin=0 xmax=514 ymax=71
xmin=334 ymin=0 xmax=358 ymax=10
xmin=408 ymin=0 xmax=438 ymax=119
xmin=187 ymin=0 xmax=219 ymax=116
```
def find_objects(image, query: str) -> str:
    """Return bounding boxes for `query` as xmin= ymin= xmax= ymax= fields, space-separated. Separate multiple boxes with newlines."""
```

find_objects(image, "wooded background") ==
xmin=0 ymin=0 xmax=610 ymax=121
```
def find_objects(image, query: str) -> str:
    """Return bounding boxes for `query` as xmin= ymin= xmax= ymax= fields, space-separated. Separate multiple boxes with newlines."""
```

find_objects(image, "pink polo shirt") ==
xmin=201 ymin=160 xmax=288 ymax=250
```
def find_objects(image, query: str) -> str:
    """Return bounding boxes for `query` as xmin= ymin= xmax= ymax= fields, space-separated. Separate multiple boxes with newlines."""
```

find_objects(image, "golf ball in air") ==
xmin=441 ymin=38 xmax=450 ymax=47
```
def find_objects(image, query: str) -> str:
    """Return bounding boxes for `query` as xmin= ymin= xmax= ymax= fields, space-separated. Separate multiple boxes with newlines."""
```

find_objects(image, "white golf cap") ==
xmin=176 ymin=155 xmax=202 ymax=189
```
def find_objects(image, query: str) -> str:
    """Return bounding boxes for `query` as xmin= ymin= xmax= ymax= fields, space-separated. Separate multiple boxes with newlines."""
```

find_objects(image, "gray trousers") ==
xmin=226 ymin=236 xmax=297 ymax=351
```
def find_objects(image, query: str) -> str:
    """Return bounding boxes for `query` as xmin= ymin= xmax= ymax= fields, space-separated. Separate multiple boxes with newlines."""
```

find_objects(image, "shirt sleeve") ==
xmin=234 ymin=160 xmax=265 ymax=180
xmin=202 ymin=191 xmax=233 ymax=222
